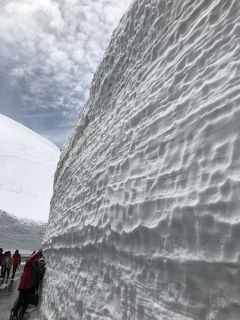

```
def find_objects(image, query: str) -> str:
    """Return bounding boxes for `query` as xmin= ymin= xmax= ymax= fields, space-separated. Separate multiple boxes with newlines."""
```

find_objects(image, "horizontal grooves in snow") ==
xmin=41 ymin=0 xmax=240 ymax=319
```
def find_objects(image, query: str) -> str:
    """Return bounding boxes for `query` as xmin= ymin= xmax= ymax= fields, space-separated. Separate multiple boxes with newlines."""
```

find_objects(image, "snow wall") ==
xmin=40 ymin=0 xmax=240 ymax=319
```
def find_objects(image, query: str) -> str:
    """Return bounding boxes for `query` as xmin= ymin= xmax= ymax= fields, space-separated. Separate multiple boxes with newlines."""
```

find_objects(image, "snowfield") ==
xmin=0 ymin=114 xmax=60 ymax=221
xmin=40 ymin=0 xmax=240 ymax=319
xmin=0 ymin=210 xmax=46 ymax=252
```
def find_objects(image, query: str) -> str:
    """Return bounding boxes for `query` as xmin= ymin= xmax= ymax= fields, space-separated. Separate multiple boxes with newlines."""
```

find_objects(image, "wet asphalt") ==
xmin=0 ymin=266 xmax=22 ymax=320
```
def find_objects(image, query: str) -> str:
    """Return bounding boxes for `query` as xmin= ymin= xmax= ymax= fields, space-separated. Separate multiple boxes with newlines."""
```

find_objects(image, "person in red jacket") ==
xmin=11 ymin=249 xmax=43 ymax=319
xmin=11 ymin=250 xmax=21 ymax=279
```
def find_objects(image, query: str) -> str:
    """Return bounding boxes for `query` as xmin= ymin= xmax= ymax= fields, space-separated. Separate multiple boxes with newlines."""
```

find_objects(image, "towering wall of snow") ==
xmin=41 ymin=0 xmax=240 ymax=319
xmin=0 ymin=114 xmax=60 ymax=221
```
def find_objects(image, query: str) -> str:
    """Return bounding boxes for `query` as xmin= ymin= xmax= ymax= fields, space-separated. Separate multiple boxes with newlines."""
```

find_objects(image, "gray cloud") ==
xmin=0 ymin=0 xmax=132 ymax=147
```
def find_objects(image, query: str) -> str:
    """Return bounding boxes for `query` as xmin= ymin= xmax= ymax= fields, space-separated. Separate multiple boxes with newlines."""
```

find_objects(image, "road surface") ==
xmin=0 ymin=265 xmax=22 ymax=320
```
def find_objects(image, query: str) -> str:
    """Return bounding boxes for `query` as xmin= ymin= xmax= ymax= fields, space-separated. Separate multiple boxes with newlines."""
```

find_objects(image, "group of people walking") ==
xmin=0 ymin=247 xmax=46 ymax=319
xmin=0 ymin=248 xmax=21 ymax=283
xmin=10 ymin=249 xmax=46 ymax=320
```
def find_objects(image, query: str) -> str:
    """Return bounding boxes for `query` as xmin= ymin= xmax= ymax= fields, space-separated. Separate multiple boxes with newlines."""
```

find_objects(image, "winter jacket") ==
xmin=18 ymin=252 xmax=40 ymax=290
xmin=13 ymin=252 xmax=21 ymax=267
xmin=4 ymin=255 xmax=13 ymax=269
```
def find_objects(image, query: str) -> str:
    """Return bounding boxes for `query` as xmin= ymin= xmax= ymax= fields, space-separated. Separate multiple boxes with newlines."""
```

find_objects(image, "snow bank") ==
xmin=0 ymin=114 xmax=60 ymax=221
xmin=41 ymin=0 xmax=240 ymax=319
xmin=0 ymin=210 xmax=46 ymax=252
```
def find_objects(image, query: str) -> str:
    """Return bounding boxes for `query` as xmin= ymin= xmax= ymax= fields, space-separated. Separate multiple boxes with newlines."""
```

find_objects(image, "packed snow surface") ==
xmin=41 ymin=0 xmax=240 ymax=319
xmin=0 ymin=114 xmax=60 ymax=221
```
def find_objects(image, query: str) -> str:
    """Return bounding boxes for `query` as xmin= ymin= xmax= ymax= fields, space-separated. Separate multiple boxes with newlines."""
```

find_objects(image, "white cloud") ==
xmin=0 ymin=0 xmax=132 ymax=145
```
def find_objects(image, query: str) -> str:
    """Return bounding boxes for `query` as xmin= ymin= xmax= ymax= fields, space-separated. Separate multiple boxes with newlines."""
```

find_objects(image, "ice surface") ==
xmin=40 ymin=0 xmax=240 ymax=319
xmin=0 ymin=114 xmax=60 ymax=221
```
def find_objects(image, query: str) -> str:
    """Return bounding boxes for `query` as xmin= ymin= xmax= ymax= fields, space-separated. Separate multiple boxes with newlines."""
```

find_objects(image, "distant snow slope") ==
xmin=0 ymin=210 xmax=46 ymax=252
xmin=40 ymin=0 xmax=240 ymax=319
xmin=0 ymin=114 xmax=60 ymax=221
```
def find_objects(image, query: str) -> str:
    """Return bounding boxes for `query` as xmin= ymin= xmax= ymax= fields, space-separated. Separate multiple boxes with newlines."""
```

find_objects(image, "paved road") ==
xmin=0 ymin=265 xmax=22 ymax=320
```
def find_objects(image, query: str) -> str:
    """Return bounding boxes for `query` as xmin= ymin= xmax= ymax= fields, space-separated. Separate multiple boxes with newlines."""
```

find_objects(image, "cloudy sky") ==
xmin=0 ymin=0 xmax=132 ymax=147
